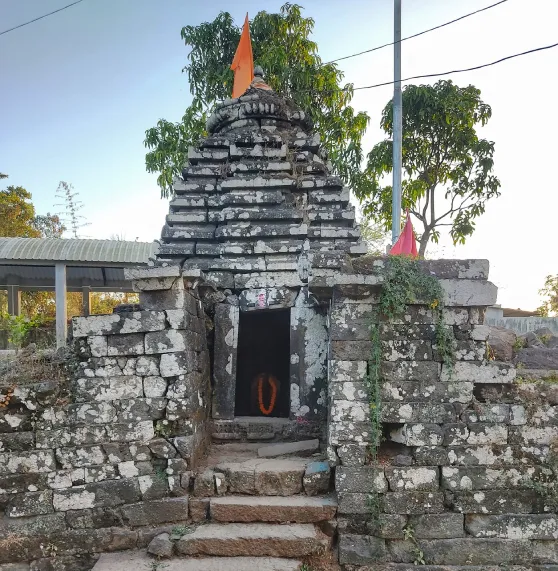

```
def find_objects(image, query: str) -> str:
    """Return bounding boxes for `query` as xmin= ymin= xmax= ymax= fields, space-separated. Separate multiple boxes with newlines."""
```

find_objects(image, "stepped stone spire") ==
xmin=156 ymin=71 xmax=365 ymax=289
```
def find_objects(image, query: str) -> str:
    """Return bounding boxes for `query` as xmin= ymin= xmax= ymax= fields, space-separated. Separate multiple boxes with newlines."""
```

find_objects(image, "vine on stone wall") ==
xmin=366 ymin=255 xmax=456 ymax=522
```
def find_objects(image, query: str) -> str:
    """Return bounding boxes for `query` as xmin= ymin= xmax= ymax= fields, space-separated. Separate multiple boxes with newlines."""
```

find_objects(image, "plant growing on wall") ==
xmin=366 ymin=255 xmax=455 ymax=520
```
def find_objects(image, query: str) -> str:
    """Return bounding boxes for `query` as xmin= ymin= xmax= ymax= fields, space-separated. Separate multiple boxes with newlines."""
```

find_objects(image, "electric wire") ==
xmin=324 ymin=0 xmax=509 ymax=65
xmin=350 ymin=41 xmax=558 ymax=91
xmin=0 ymin=0 xmax=86 ymax=37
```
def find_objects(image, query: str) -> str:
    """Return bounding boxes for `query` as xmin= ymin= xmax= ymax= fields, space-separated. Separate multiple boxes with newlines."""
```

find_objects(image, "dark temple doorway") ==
xmin=235 ymin=309 xmax=290 ymax=418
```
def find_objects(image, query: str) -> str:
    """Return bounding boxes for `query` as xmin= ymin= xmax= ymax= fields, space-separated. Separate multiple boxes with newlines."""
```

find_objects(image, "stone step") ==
xmin=176 ymin=522 xmax=329 ymax=558
xmin=210 ymin=495 xmax=337 ymax=523
xmin=93 ymin=551 xmax=301 ymax=570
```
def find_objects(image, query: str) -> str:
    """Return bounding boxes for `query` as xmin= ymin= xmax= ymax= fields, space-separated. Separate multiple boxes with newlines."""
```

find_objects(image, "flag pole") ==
xmin=391 ymin=0 xmax=403 ymax=246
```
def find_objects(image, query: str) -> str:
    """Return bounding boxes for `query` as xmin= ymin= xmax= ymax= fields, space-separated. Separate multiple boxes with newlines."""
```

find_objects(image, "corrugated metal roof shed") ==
xmin=0 ymin=238 xmax=157 ymax=265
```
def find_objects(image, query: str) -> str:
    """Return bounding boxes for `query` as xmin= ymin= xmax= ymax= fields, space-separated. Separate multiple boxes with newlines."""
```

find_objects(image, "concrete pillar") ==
xmin=7 ymin=285 xmax=21 ymax=316
xmin=55 ymin=263 xmax=67 ymax=349
xmin=82 ymin=286 xmax=92 ymax=317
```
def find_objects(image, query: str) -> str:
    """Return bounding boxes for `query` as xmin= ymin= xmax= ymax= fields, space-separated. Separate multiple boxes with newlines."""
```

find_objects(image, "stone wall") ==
xmin=0 ymin=268 xmax=210 ymax=569
xmin=327 ymin=259 xmax=558 ymax=568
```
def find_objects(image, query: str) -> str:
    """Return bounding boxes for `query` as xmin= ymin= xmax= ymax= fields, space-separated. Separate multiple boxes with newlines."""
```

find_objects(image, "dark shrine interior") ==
xmin=235 ymin=309 xmax=291 ymax=417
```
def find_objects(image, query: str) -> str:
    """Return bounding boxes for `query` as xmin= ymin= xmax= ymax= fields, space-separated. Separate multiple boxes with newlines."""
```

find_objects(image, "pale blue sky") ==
xmin=1 ymin=0 xmax=557 ymax=309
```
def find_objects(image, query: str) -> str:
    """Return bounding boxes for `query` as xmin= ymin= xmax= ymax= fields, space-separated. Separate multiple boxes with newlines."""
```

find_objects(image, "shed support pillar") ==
xmin=7 ymin=286 xmax=21 ymax=316
xmin=55 ymin=263 xmax=67 ymax=349
xmin=82 ymin=286 xmax=92 ymax=317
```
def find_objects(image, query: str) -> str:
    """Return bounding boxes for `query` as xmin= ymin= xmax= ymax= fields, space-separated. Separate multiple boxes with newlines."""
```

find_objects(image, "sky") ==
xmin=1 ymin=0 xmax=557 ymax=310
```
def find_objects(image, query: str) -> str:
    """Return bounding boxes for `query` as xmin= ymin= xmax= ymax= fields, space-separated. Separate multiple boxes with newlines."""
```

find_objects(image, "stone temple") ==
xmin=1 ymin=69 xmax=556 ymax=571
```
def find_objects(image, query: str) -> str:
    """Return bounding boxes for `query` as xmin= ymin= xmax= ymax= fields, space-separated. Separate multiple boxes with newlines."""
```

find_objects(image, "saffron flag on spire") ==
xmin=230 ymin=14 xmax=254 ymax=98
xmin=390 ymin=211 xmax=418 ymax=257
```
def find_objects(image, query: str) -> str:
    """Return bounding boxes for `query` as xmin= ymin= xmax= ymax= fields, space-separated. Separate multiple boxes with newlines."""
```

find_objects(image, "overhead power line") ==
xmin=324 ymin=0 xmax=509 ymax=65
xmin=0 ymin=0 xmax=86 ymax=37
xmin=350 ymin=41 xmax=558 ymax=91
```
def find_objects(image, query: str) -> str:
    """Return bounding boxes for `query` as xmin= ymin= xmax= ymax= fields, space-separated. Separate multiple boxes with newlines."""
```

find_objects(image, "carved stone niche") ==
xmin=211 ymin=287 xmax=328 ymax=422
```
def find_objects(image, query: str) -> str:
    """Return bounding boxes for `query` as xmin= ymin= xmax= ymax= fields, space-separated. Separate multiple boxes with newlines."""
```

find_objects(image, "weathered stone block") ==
xmin=254 ymin=460 xmax=305 ymax=496
xmin=159 ymin=352 xmax=198 ymax=377
xmin=0 ymin=450 xmax=56 ymax=475
xmin=0 ymin=431 xmax=35 ymax=452
xmin=106 ymin=420 xmax=155 ymax=443
xmin=381 ymin=402 xmax=455 ymax=423
xmin=189 ymin=497 xmax=209 ymax=522
xmin=382 ymin=492 xmax=444 ymax=514
xmin=461 ymin=404 xmax=510 ymax=423
xmin=303 ymin=462 xmax=331 ymax=496
xmin=143 ymin=376 xmax=167 ymax=398
xmin=380 ymin=361 xmax=441 ymax=383
xmin=448 ymin=489 xmax=542 ymax=514
xmin=121 ymin=497 xmax=189 ymax=526
xmin=338 ymin=493 xmax=375 ymax=515
xmin=509 ymin=425 xmax=558 ymax=445
xmin=443 ymin=423 xmax=508 ymax=446
xmin=441 ymin=466 xmax=538 ymax=491
xmin=440 ymin=279 xmax=498 ymax=307
xmin=339 ymin=534 xmax=387 ymax=565
xmin=440 ymin=361 xmax=516 ymax=383
xmin=336 ymin=444 xmax=367 ymax=466
xmin=410 ymin=513 xmax=464 ymax=539
xmin=145 ymin=330 xmax=201 ymax=354
xmin=139 ymin=288 xmax=186 ymax=311
xmin=87 ymin=336 xmax=107 ymax=357
xmin=55 ymin=446 xmax=106 ymax=469
xmin=74 ymin=376 xmax=143 ymax=402
xmin=336 ymin=467 xmax=388 ymax=494
xmin=53 ymin=479 xmax=140 ymax=511
xmin=6 ymin=491 xmax=54 ymax=517
xmin=65 ymin=506 xmax=123 ymax=529
xmin=466 ymin=514 xmax=558 ymax=539
xmin=390 ymin=424 xmax=444 ymax=447
xmin=148 ymin=438 xmax=177 ymax=459
xmin=106 ymin=333 xmax=144 ymax=356
xmin=417 ymin=538 xmax=533 ymax=565
xmin=73 ymin=312 xmax=166 ymax=338
xmin=138 ymin=474 xmax=169 ymax=500
xmin=385 ymin=467 xmax=439 ymax=492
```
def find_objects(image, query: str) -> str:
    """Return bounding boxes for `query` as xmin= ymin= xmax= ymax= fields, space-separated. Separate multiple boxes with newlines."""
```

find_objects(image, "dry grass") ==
xmin=0 ymin=345 xmax=68 ymax=388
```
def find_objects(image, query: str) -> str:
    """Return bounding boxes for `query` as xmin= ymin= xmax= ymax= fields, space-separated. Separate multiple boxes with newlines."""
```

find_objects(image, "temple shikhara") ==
xmin=0 ymin=29 xmax=555 ymax=571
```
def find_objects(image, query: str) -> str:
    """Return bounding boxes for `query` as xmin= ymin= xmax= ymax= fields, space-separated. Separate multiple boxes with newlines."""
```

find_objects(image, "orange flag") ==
xmin=390 ymin=211 xmax=418 ymax=257
xmin=230 ymin=14 xmax=254 ymax=98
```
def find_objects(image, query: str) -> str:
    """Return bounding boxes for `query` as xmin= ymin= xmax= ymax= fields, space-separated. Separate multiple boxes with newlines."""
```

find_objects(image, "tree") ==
xmin=0 ymin=180 xmax=65 ymax=238
xmin=538 ymin=275 xmax=558 ymax=317
xmin=55 ymin=181 xmax=89 ymax=238
xmin=357 ymin=80 xmax=501 ymax=257
xmin=144 ymin=4 xmax=369 ymax=198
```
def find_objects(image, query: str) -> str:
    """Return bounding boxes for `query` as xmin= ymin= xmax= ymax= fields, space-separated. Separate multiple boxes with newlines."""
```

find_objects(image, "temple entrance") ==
xmin=235 ymin=309 xmax=290 ymax=418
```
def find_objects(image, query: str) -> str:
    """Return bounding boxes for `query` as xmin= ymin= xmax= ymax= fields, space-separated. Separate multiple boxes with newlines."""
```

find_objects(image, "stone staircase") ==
xmin=93 ymin=441 xmax=337 ymax=570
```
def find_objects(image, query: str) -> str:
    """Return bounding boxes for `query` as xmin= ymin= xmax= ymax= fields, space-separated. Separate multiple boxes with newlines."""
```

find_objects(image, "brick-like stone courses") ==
xmin=0 ymin=273 xmax=209 ymax=568
xmin=155 ymin=86 xmax=367 ymax=288
xmin=329 ymin=260 xmax=558 ymax=568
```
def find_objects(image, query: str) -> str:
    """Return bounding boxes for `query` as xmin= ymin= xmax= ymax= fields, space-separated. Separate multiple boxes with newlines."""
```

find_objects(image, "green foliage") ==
xmin=358 ymin=80 xmax=501 ymax=256
xmin=525 ymin=438 xmax=558 ymax=511
xmin=144 ymin=3 xmax=369 ymax=197
xmin=0 ymin=313 xmax=39 ymax=349
xmin=359 ymin=216 xmax=389 ymax=255
xmin=537 ymin=274 xmax=558 ymax=317
xmin=0 ymin=177 xmax=65 ymax=238
xmin=403 ymin=524 xmax=426 ymax=565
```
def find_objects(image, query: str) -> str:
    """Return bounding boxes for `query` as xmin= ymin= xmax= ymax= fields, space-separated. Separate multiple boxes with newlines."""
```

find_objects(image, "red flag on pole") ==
xmin=230 ymin=14 xmax=254 ymax=98
xmin=390 ymin=211 xmax=418 ymax=257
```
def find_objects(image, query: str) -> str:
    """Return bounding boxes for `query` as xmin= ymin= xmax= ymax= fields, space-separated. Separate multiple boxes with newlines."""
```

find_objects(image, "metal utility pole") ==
xmin=391 ymin=0 xmax=403 ymax=245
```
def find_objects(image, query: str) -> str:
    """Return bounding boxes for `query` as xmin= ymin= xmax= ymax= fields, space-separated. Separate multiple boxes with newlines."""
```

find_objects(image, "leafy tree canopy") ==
xmin=538 ymin=275 xmax=558 ymax=317
xmin=357 ymin=80 xmax=501 ymax=257
xmin=144 ymin=3 xmax=369 ymax=197
xmin=0 ymin=178 xmax=65 ymax=238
